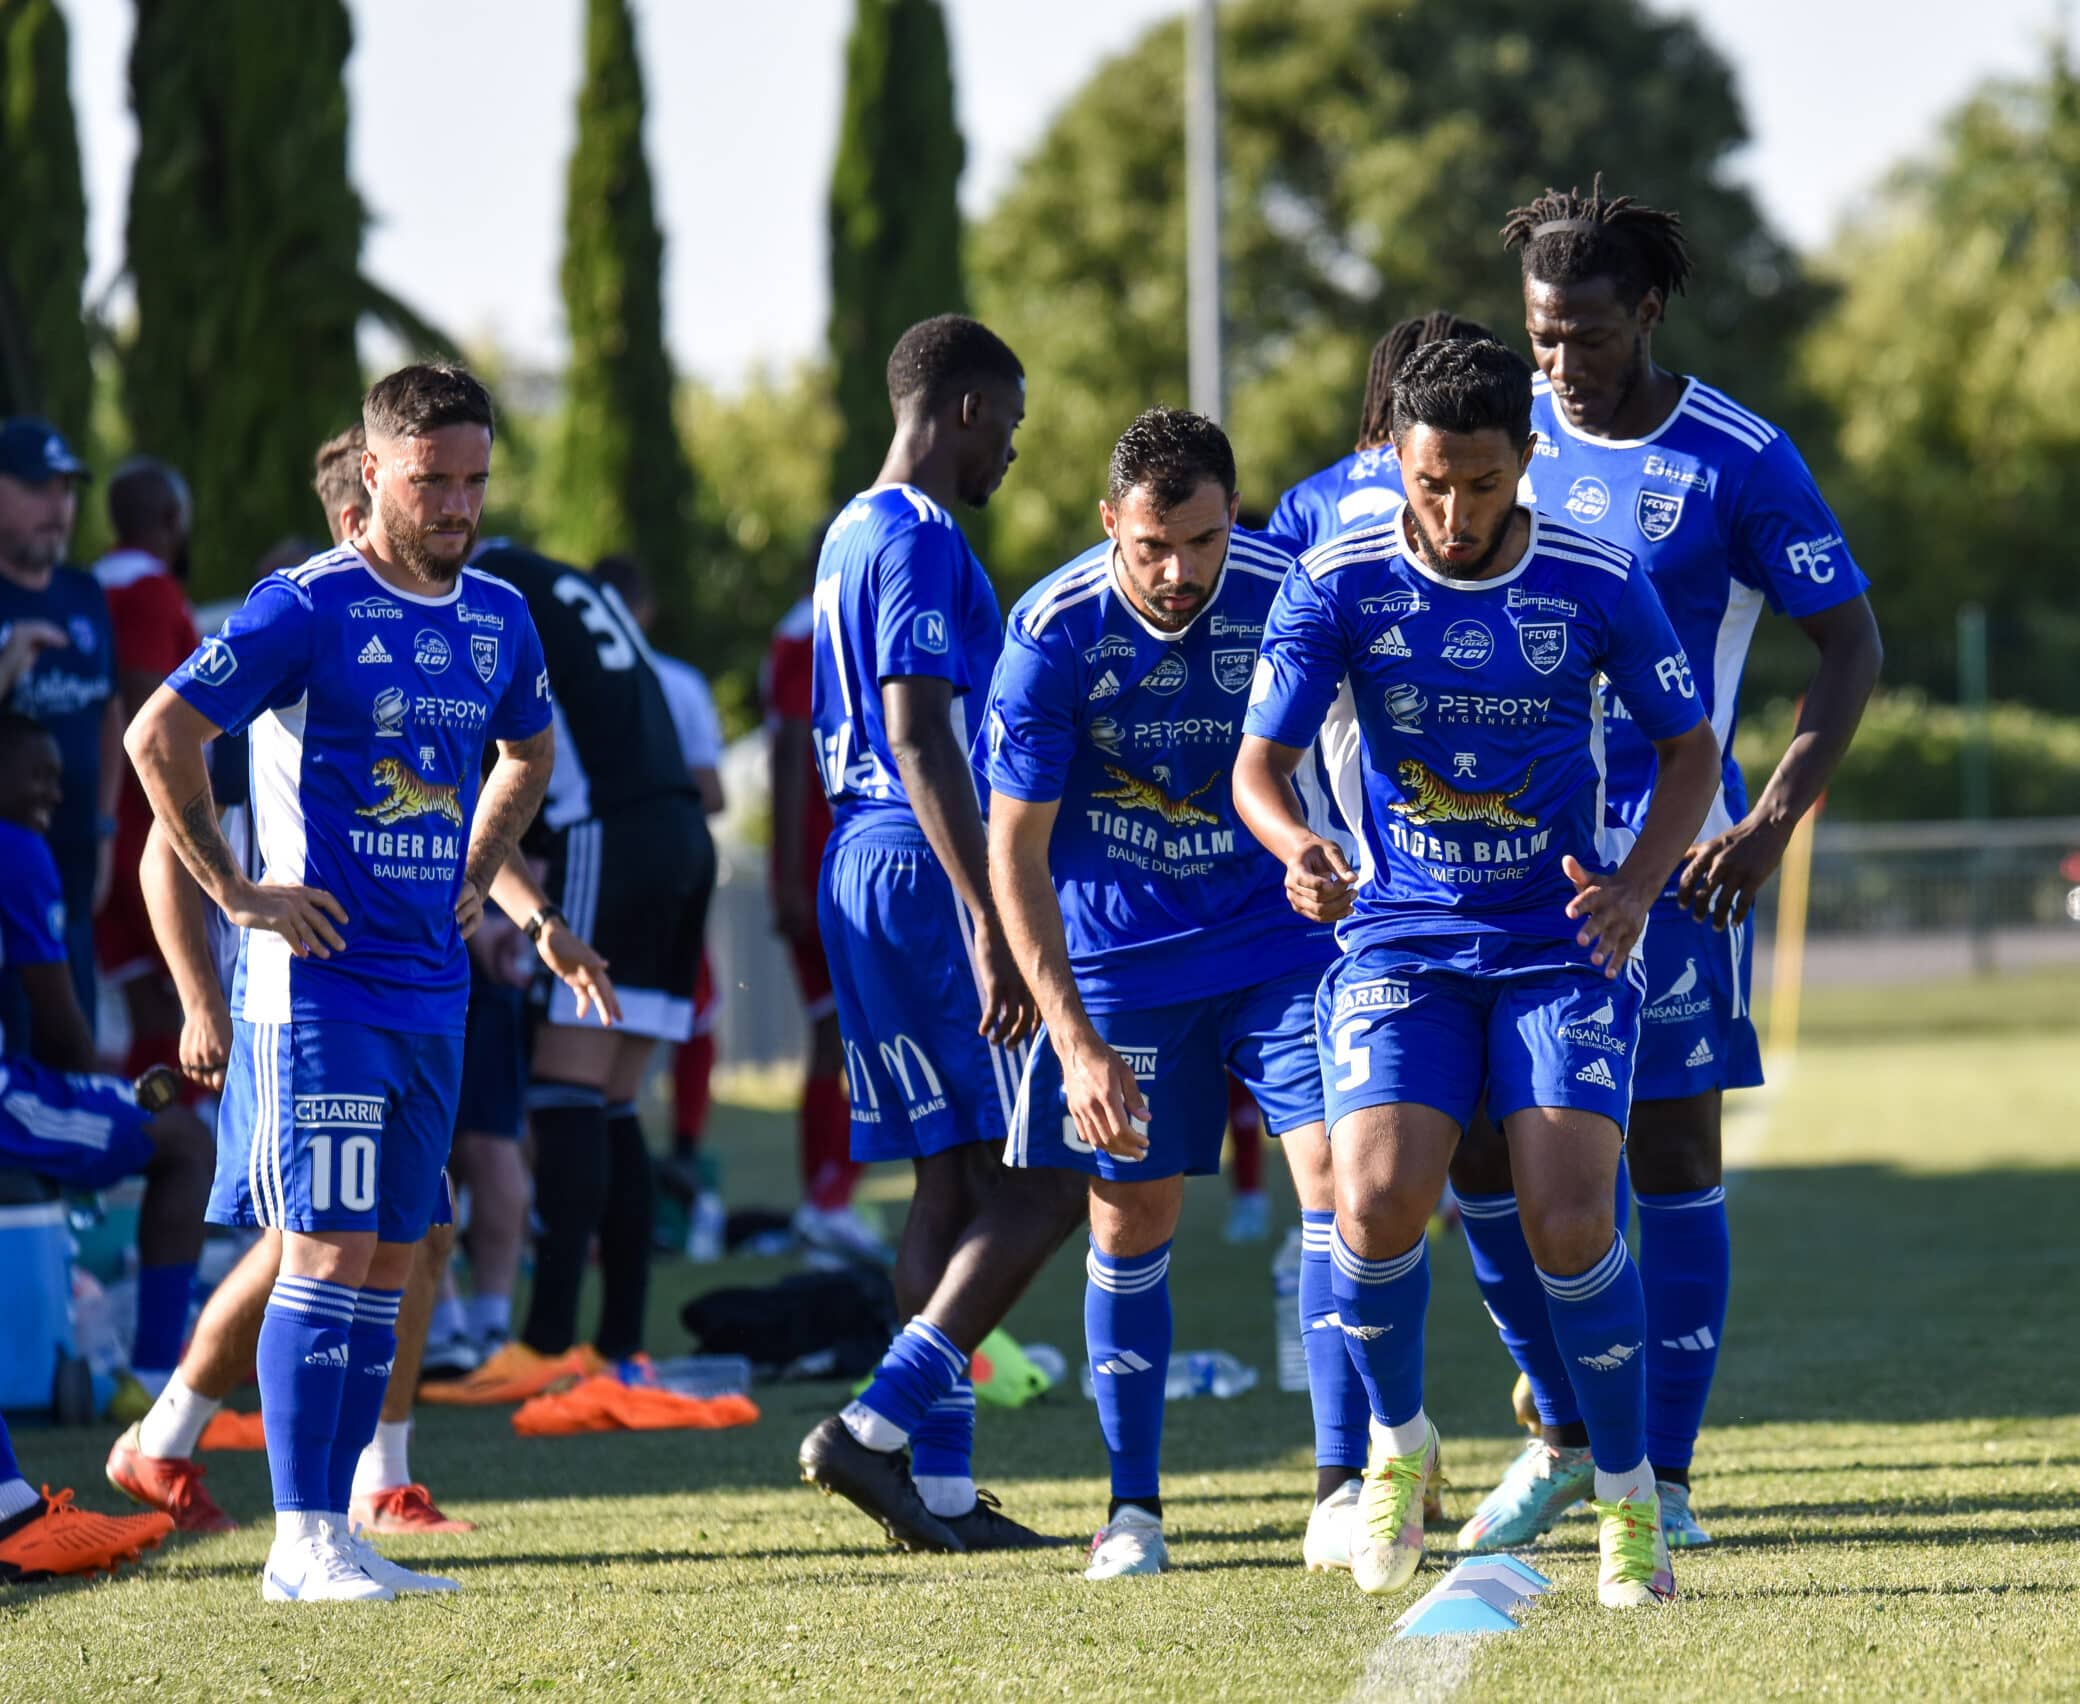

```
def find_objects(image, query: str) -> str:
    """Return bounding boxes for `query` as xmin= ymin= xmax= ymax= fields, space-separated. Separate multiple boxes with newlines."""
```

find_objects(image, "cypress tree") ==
xmin=124 ymin=0 xmax=364 ymax=600
xmin=549 ymin=0 xmax=697 ymax=649
xmin=0 ymin=0 xmax=93 ymax=434
xmin=826 ymin=0 xmax=967 ymax=505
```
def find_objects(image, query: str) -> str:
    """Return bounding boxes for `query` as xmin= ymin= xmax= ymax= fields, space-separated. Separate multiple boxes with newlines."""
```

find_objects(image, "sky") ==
xmin=63 ymin=0 xmax=2063 ymax=389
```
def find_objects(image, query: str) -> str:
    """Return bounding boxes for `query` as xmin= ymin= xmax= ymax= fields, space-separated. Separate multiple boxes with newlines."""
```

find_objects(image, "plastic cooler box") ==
xmin=0 ymin=1200 xmax=81 ymax=1414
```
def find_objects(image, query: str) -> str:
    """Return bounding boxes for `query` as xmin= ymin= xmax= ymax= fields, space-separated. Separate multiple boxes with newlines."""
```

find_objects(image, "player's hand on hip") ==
xmin=1060 ymin=1031 xmax=1151 ymax=1160
xmin=179 ymin=996 xmax=232 ymax=1092
xmin=1677 ymin=814 xmax=1791 ymax=932
xmin=230 ymin=878 xmax=348 ymax=959
xmin=453 ymin=879 xmax=484 ymax=941
xmin=539 ymin=920 xmax=621 ymax=1026
xmin=1285 ymin=836 xmax=1357 ymax=923
xmin=1563 ymin=854 xmax=1649 ymax=976
xmin=976 ymin=925 xmax=1038 ymax=1048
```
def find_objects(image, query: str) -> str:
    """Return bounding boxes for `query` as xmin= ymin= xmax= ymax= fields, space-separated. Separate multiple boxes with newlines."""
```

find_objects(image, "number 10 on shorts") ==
xmin=307 ymin=1133 xmax=378 ymax=1212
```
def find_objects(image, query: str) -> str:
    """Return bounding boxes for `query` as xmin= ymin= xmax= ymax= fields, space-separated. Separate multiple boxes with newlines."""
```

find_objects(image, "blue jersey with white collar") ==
xmin=1525 ymin=375 xmax=1868 ymax=845
xmin=984 ymin=527 xmax=1336 ymax=1012
xmin=1245 ymin=510 xmax=1704 ymax=948
xmin=810 ymin=483 xmax=1004 ymax=850
xmin=1268 ymin=447 xmax=1406 ymax=552
xmin=165 ymin=546 xmax=552 ymax=1034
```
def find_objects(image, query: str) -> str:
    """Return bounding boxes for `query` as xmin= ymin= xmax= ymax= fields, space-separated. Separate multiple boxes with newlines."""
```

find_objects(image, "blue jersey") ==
xmin=1267 ymin=447 xmax=1406 ymax=552
xmin=984 ymin=528 xmax=1335 ymax=1012
xmin=165 ymin=547 xmax=552 ymax=1035
xmin=811 ymin=484 xmax=1003 ymax=849
xmin=1245 ymin=511 xmax=1704 ymax=947
xmin=1525 ymin=375 xmax=1868 ymax=845
xmin=0 ymin=566 xmax=114 ymax=882
xmin=0 ymin=820 xmax=67 ymax=1056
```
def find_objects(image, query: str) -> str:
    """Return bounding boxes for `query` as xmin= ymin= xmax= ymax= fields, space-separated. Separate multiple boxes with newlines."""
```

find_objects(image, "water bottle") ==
xmin=1272 ymin=1227 xmax=1308 ymax=1393
xmin=1078 ymin=1351 xmax=1257 ymax=1401
xmin=646 ymin=1354 xmax=753 ymax=1399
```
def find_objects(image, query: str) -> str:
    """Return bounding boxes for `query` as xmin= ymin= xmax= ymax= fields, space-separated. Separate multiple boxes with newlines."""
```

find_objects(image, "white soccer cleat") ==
xmin=793 ymin=1203 xmax=892 ymax=1265
xmin=343 ymin=1526 xmax=461 ymax=1594
xmin=1303 ymin=1476 xmax=1362 ymax=1571
xmin=1084 ymin=1503 xmax=1168 ymax=1579
xmin=260 ymin=1521 xmax=395 ymax=1603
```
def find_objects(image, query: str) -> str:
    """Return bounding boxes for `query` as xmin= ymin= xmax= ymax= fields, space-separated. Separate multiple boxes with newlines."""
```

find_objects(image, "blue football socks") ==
xmin=1457 ymin=1191 xmax=1584 ymax=1428
xmin=910 ymin=1376 xmax=978 ymax=1518
xmin=1327 ymin=1225 xmax=1429 ymax=1429
xmin=1299 ymin=1211 xmax=1370 ymax=1471
xmin=1637 ymin=1185 xmax=1731 ymax=1474
xmin=131 ymin=1261 xmax=196 ymax=1379
xmin=329 ymin=1287 xmax=401 ymax=1513
xmin=845 ymin=1317 xmax=966 ymax=1447
xmin=1085 ymin=1240 xmax=1172 ymax=1506
xmin=256 ymin=1275 xmax=357 ymax=1513
xmin=1537 ymin=1234 xmax=1650 ymax=1475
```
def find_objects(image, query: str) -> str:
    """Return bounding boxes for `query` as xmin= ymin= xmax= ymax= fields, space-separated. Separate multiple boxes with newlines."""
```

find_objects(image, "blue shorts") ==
xmin=0 ymin=1057 xmax=155 ymax=1191
xmin=820 ymin=836 xmax=1024 ymax=1164
xmin=1006 ymin=963 xmax=1327 ymax=1181
xmin=1318 ymin=935 xmax=1646 ymax=1135
xmin=210 ymin=1019 xmax=463 ymax=1243
xmin=1632 ymin=901 xmax=1763 ymax=1101
xmin=456 ymin=972 xmax=528 ymax=1141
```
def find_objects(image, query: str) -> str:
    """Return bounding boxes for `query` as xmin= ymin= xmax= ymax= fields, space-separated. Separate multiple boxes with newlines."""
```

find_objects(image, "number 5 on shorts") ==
xmin=309 ymin=1134 xmax=377 ymax=1212
xmin=1333 ymin=1019 xmax=1372 ymax=1092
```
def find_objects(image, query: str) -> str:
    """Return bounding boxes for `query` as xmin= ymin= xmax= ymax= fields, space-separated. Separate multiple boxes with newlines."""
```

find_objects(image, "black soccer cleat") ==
xmin=131 ymin=1065 xmax=182 ymax=1115
xmin=940 ymin=1488 xmax=1068 ymax=1551
xmin=797 ymin=1417 xmax=965 ymax=1553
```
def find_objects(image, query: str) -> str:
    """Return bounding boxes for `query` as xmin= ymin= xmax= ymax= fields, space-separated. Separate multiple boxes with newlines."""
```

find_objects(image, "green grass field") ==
xmin=5 ymin=969 xmax=2077 ymax=1702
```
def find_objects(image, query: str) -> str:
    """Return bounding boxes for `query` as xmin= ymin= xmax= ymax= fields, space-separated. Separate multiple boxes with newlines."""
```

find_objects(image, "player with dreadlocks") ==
xmin=1448 ymin=177 xmax=1883 ymax=1556
xmin=1265 ymin=310 xmax=1491 ymax=550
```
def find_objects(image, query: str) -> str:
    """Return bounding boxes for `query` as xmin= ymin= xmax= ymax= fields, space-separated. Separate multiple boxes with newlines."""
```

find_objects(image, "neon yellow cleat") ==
xmin=1596 ymin=1488 xmax=1677 ymax=1607
xmin=1350 ymin=1419 xmax=1441 ymax=1596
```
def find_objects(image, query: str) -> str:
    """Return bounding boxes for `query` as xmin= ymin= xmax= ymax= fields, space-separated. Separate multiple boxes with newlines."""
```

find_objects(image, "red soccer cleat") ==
xmin=0 ymin=1487 xmax=174 ymax=1582
xmin=348 ymin=1483 xmax=475 ymax=1534
xmin=104 ymin=1423 xmax=238 ymax=1533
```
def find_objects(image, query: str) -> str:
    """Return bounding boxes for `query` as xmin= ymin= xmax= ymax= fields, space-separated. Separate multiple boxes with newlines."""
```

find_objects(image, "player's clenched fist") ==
xmin=1282 ymin=836 xmax=1357 ymax=924
xmin=1058 ymin=1029 xmax=1152 ymax=1160
xmin=226 ymin=878 xmax=348 ymax=960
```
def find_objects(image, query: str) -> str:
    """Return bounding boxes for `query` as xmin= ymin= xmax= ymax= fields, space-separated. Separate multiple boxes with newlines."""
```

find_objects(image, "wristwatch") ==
xmin=523 ymin=904 xmax=565 ymax=943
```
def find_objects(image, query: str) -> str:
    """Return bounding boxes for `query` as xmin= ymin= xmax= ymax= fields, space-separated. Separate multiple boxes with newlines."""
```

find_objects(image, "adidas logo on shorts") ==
xmin=1686 ymin=1037 xmax=1715 ymax=1068
xmin=303 ymin=1343 xmax=350 ymax=1368
xmin=357 ymin=635 xmax=392 ymax=665
xmin=1575 ymin=1057 xmax=1617 ymax=1090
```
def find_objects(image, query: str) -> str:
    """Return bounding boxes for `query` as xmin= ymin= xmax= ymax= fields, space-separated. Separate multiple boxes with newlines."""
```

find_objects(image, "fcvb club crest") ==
xmin=1518 ymin=623 xmax=1568 ymax=676
xmin=1636 ymin=490 xmax=1685 ymax=543
xmin=471 ymin=634 xmax=499 ymax=684
xmin=1211 ymin=648 xmax=1255 ymax=694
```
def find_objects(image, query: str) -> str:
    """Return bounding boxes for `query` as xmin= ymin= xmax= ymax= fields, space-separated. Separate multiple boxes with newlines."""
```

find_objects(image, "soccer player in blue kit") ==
xmin=1267 ymin=312 xmax=1491 ymax=551
xmin=1449 ymin=182 xmax=1883 ymax=1555
xmin=124 ymin=364 xmax=559 ymax=1603
xmin=987 ymin=409 xmax=1368 ymax=1579
xmin=1236 ymin=339 xmax=1723 ymax=1607
xmin=796 ymin=317 xmax=1088 ymax=1555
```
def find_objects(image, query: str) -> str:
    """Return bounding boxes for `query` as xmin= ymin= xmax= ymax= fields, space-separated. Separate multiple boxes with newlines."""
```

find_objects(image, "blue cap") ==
xmin=0 ymin=418 xmax=91 ymax=485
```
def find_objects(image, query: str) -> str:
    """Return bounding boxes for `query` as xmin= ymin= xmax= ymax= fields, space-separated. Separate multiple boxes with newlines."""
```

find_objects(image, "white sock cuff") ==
xmin=1593 ymin=1456 xmax=1655 ymax=1505
xmin=137 ymin=1373 xmax=223 ymax=1460
xmin=1372 ymin=1409 xmax=1431 ymax=1459
xmin=840 ymin=1400 xmax=909 ymax=1452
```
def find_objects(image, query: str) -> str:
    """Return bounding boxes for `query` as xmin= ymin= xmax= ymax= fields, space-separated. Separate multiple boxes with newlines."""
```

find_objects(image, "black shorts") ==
xmin=540 ymin=793 xmax=715 ymax=1041
xmin=456 ymin=963 xmax=529 ymax=1140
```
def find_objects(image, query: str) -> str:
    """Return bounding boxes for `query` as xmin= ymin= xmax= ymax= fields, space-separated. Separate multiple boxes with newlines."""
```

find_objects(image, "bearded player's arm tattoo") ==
xmin=170 ymin=783 xmax=238 ymax=900
xmin=464 ymin=725 xmax=555 ymax=896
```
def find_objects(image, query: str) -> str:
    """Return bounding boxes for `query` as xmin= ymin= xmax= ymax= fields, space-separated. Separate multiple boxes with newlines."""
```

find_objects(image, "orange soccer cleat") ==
xmin=348 ymin=1483 xmax=475 ymax=1534
xmin=0 ymin=1487 xmax=175 ymax=1582
xmin=419 ymin=1342 xmax=605 ymax=1407
xmin=104 ymin=1424 xmax=237 ymax=1533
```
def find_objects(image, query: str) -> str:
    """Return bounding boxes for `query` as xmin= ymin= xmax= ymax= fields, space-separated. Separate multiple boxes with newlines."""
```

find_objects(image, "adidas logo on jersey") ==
xmin=1577 ymin=1340 xmax=1640 ymax=1372
xmin=303 ymin=1343 xmax=350 ymax=1368
xmin=1575 ymin=1057 xmax=1617 ymax=1090
xmin=1370 ymin=624 xmax=1412 ymax=658
xmin=1089 ymin=670 xmax=1121 ymax=702
xmin=357 ymin=635 xmax=393 ymax=665
xmin=1093 ymin=1350 xmax=1154 ymax=1375
xmin=1661 ymin=1326 xmax=1718 ymax=1352
xmin=1686 ymin=1037 xmax=1715 ymax=1068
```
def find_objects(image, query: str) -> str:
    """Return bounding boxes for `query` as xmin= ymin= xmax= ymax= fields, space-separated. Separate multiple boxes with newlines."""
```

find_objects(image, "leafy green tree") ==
xmin=1799 ymin=44 xmax=2080 ymax=711
xmin=0 ymin=0 xmax=93 ymax=436
xmin=547 ymin=0 xmax=698 ymax=650
xmin=972 ymin=0 xmax=1809 ymax=589
xmin=123 ymin=0 xmax=366 ymax=600
xmin=826 ymin=0 xmax=967 ymax=504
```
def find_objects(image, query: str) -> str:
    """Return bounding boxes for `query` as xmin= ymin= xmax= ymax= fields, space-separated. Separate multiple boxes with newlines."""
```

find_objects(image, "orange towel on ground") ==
xmin=197 ymin=1410 xmax=267 ymax=1450
xmin=510 ymin=1376 xmax=759 ymax=1438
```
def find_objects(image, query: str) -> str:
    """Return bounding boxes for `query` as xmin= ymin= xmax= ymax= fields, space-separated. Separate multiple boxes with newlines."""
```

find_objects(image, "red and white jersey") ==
xmin=762 ymin=595 xmax=832 ymax=876
xmin=95 ymin=549 xmax=199 ymax=679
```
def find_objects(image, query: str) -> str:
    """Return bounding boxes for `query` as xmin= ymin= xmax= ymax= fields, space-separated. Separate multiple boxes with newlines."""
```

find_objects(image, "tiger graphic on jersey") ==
xmin=1389 ymin=758 xmax=1539 ymax=832
xmin=357 ymin=756 xmax=464 ymax=828
xmin=1091 ymin=764 xmax=1222 ymax=829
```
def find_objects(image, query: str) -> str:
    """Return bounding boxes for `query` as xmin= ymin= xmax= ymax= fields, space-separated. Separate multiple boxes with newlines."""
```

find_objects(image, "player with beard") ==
xmin=1236 ymin=338 xmax=1721 ymax=1608
xmin=796 ymin=316 xmax=1088 ymax=1554
xmin=123 ymin=364 xmax=577 ymax=1602
xmin=1448 ymin=180 xmax=1881 ymax=1556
